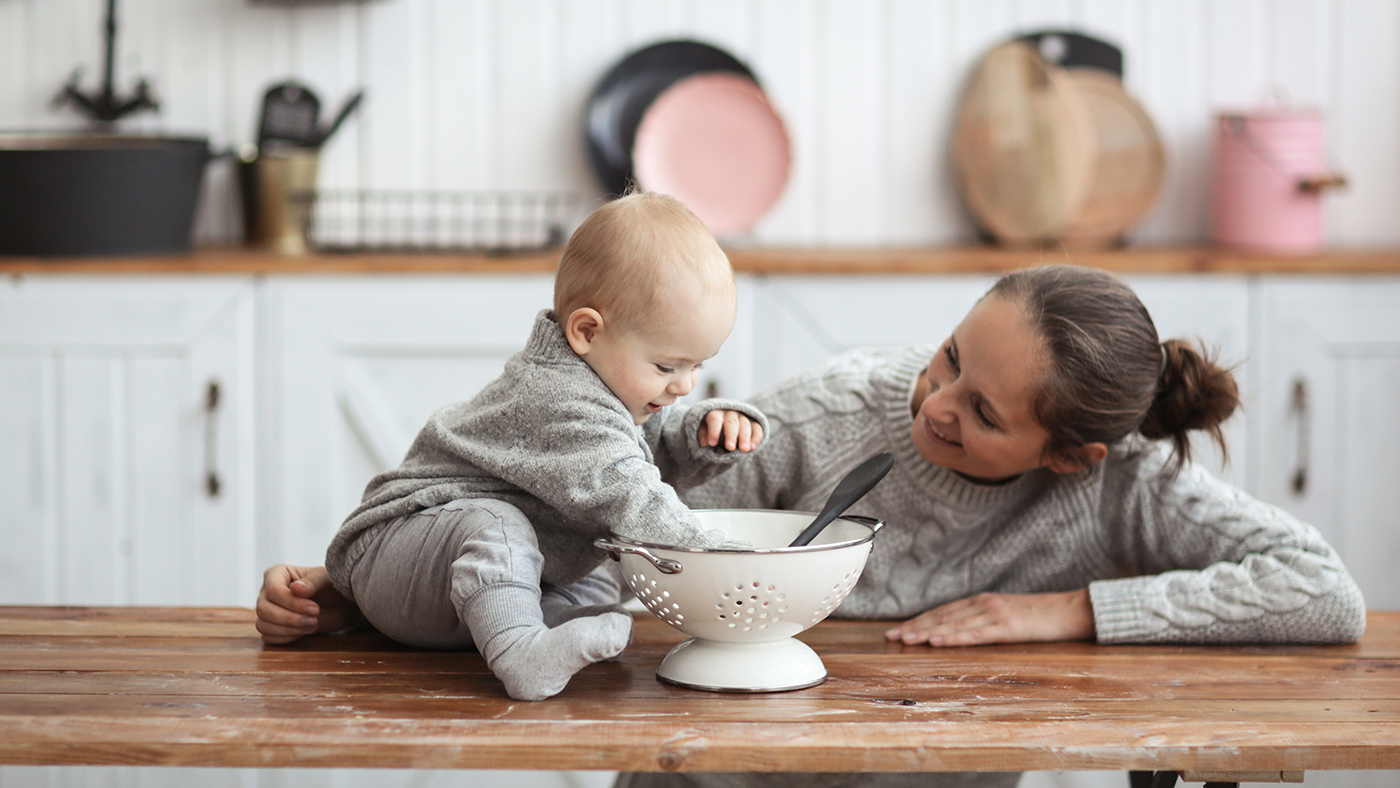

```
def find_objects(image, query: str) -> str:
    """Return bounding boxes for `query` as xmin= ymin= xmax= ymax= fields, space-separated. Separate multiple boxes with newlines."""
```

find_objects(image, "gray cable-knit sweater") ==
xmin=325 ymin=310 xmax=768 ymax=601
xmin=639 ymin=344 xmax=1367 ymax=788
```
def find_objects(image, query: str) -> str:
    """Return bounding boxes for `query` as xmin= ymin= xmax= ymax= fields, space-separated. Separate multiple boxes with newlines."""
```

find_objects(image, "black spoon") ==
xmin=788 ymin=453 xmax=894 ymax=547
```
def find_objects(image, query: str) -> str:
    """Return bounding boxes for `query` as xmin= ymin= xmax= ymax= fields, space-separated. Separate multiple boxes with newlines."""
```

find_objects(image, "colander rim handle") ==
xmin=592 ymin=537 xmax=684 ymax=574
xmin=842 ymin=514 xmax=884 ymax=534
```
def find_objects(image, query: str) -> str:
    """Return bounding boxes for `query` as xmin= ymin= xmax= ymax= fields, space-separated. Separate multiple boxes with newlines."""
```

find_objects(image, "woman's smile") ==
xmin=921 ymin=414 xmax=961 ymax=447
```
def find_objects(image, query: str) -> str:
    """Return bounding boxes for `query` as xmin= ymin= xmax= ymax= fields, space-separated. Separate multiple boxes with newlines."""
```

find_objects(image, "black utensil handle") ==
xmin=790 ymin=510 xmax=840 ymax=550
xmin=789 ymin=453 xmax=894 ymax=547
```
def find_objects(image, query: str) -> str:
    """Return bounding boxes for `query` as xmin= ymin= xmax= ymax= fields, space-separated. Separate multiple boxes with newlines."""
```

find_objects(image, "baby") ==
xmin=322 ymin=192 xmax=767 ymax=700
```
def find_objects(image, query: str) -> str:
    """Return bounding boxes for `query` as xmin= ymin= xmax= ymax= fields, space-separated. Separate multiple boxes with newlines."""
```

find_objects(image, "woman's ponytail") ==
xmin=1138 ymin=339 xmax=1241 ymax=471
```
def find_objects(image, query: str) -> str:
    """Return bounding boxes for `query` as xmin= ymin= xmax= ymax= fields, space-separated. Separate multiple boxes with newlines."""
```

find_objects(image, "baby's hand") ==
xmin=698 ymin=409 xmax=764 ymax=452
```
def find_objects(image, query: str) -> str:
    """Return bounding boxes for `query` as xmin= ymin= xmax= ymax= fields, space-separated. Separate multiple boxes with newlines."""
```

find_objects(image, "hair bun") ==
xmin=1139 ymin=339 xmax=1239 ymax=465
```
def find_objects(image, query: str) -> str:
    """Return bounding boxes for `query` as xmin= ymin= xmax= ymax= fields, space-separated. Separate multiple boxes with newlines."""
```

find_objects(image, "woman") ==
xmin=256 ymin=265 xmax=1366 ymax=788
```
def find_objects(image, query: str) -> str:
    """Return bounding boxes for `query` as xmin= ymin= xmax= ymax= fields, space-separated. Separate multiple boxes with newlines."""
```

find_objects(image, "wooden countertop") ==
xmin=3 ymin=246 xmax=1400 ymax=276
xmin=1 ymin=605 xmax=1397 ymax=776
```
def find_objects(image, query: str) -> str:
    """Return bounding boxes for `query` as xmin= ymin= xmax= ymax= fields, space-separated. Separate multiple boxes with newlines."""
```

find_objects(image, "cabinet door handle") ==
xmin=1290 ymin=377 xmax=1309 ymax=496
xmin=204 ymin=380 xmax=222 ymax=498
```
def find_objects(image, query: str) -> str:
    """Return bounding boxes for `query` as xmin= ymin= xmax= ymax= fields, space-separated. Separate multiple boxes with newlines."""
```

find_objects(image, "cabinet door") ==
xmin=0 ymin=276 xmax=256 ymax=606
xmin=1255 ymin=277 xmax=1400 ymax=610
xmin=265 ymin=275 xmax=555 ymax=568
xmin=752 ymin=275 xmax=996 ymax=393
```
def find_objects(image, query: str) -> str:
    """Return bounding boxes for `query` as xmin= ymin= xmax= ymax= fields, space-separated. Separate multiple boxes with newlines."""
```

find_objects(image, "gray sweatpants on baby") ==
xmin=348 ymin=497 xmax=626 ymax=659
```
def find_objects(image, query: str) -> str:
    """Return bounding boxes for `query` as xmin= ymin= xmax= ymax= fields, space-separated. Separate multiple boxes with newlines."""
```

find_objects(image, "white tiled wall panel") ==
xmin=1 ymin=0 xmax=1395 ymax=249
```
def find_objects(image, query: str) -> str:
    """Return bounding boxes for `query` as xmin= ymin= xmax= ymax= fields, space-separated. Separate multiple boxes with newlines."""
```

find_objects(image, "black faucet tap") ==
xmin=52 ymin=0 xmax=161 ymax=126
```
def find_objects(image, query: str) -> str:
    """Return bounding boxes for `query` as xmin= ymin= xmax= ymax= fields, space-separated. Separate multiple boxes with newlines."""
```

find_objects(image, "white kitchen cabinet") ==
xmin=1253 ymin=277 xmax=1400 ymax=611
xmin=0 ymin=276 xmax=257 ymax=608
xmin=262 ymin=274 xmax=555 ymax=570
xmin=750 ymin=274 xmax=996 ymax=393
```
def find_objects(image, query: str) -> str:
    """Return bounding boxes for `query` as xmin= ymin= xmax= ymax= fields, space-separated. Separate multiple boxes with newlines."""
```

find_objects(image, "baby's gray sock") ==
xmin=465 ymin=583 xmax=632 ymax=701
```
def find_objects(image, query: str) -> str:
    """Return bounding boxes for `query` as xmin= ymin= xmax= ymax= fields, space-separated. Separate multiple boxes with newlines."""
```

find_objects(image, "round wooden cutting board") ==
xmin=952 ymin=40 xmax=1096 ymax=246
xmin=1059 ymin=69 xmax=1165 ymax=248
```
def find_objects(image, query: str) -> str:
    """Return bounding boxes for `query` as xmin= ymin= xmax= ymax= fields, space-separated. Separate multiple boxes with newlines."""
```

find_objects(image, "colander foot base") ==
xmin=655 ymin=637 xmax=827 ymax=692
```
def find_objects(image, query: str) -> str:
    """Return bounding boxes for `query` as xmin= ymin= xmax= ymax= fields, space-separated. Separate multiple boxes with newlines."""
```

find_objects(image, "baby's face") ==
xmin=584 ymin=287 xmax=736 ymax=425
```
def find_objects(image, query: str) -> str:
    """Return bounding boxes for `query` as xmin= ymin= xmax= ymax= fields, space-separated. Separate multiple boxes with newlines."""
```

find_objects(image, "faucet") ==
xmin=51 ymin=0 xmax=160 ymax=126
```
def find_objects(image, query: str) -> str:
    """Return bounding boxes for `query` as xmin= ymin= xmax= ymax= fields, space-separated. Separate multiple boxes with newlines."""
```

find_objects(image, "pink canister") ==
xmin=1211 ymin=109 xmax=1346 ymax=254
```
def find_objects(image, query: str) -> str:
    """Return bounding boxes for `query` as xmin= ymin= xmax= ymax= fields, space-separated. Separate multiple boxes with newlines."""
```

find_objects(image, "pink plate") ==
xmin=631 ymin=72 xmax=791 ymax=237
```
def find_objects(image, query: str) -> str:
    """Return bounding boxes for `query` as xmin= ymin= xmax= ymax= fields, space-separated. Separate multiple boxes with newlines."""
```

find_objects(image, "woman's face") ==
xmin=909 ymin=293 xmax=1055 ymax=483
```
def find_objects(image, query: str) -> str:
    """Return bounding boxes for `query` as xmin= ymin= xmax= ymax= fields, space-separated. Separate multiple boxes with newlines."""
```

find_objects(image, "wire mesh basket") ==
xmin=299 ymin=190 xmax=586 ymax=254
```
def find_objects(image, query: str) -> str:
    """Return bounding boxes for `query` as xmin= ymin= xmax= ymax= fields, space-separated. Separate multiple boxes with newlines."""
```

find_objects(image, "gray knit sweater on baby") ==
xmin=683 ymin=344 xmax=1367 ymax=645
xmin=325 ymin=309 xmax=768 ymax=601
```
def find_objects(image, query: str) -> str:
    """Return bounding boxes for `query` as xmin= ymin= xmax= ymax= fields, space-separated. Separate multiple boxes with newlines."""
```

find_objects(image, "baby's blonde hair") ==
xmin=553 ymin=192 xmax=734 ymax=330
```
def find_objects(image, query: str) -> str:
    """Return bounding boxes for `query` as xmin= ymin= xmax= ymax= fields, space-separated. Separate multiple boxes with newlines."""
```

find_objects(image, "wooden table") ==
xmin=1 ymin=607 xmax=1397 ymax=783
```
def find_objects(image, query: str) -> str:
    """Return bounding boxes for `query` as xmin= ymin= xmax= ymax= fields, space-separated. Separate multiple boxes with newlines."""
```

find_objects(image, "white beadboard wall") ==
xmin=1 ymin=0 xmax=1396 ymax=250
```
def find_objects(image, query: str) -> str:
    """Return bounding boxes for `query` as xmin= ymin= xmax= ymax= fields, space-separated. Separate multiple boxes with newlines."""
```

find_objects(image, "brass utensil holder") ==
xmin=239 ymin=147 xmax=320 ymax=254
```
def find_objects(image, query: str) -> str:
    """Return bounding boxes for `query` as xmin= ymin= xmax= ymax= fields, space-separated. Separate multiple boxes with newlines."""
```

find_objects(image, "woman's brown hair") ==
xmin=990 ymin=264 xmax=1240 ymax=472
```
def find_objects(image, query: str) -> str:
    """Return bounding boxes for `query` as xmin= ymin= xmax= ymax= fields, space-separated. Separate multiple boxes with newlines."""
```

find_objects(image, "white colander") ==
xmin=594 ymin=509 xmax=882 ymax=692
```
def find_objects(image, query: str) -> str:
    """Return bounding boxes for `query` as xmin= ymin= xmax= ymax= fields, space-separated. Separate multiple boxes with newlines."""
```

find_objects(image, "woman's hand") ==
xmin=698 ymin=409 xmax=764 ymax=452
xmin=254 ymin=564 xmax=363 ymax=644
xmin=884 ymin=589 xmax=1096 ymax=646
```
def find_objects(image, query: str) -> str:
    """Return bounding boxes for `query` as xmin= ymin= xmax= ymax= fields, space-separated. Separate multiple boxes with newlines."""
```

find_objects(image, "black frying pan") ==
xmin=585 ymin=40 xmax=758 ymax=197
